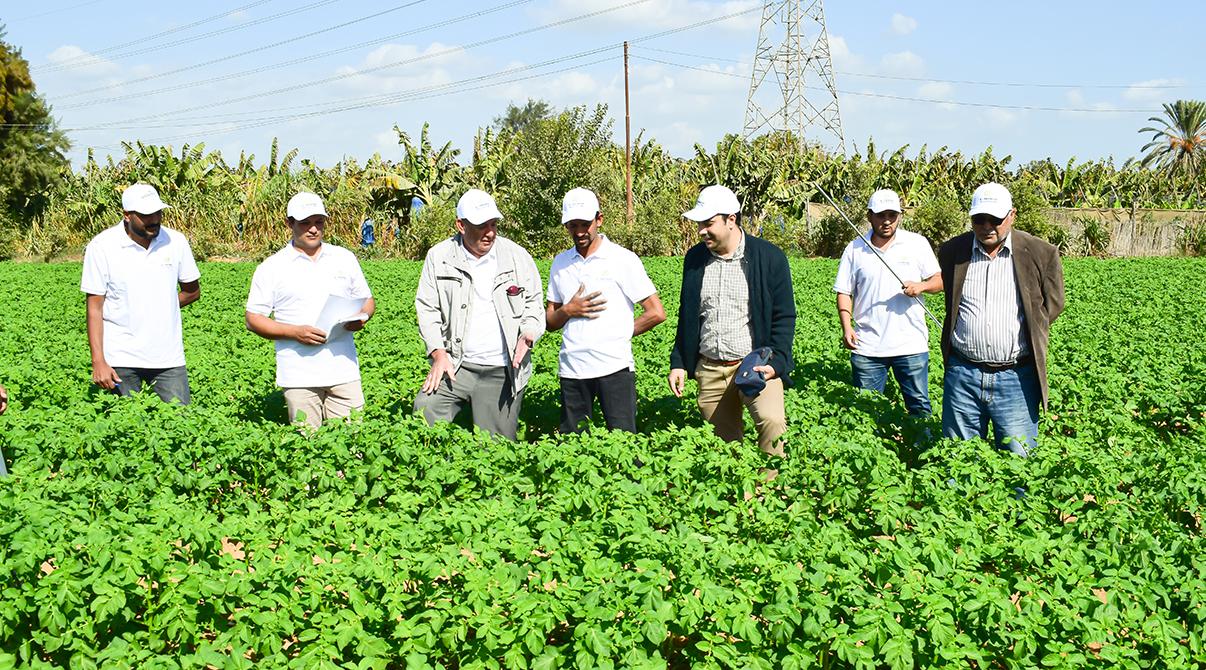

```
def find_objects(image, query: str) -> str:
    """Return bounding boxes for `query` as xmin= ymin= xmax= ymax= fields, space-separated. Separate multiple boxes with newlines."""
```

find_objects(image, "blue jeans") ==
xmin=851 ymin=352 xmax=932 ymax=416
xmin=941 ymin=355 xmax=1040 ymax=456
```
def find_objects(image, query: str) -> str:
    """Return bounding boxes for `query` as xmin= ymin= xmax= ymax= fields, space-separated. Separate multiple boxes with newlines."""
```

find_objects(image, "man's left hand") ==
xmin=512 ymin=332 xmax=536 ymax=368
xmin=901 ymin=281 xmax=925 ymax=298
xmin=753 ymin=365 xmax=777 ymax=380
xmin=343 ymin=316 xmax=369 ymax=332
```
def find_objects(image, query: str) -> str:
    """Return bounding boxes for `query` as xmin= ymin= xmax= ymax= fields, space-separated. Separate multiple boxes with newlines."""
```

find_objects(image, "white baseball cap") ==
xmin=682 ymin=185 xmax=741 ymax=222
xmin=561 ymin=188 xmax=600 ymax=224
xmin=456 ymin=189 xmax=503 ymax=225
xmin=121 ymin=183 xmax=170 ymax=215
xmin=867 ymin=189 xmax=902 ymax=213
xmin=286 ymin=192 xmax=328 ymax=221
xmin=969 ymin=182 xmax=1013 ymax=219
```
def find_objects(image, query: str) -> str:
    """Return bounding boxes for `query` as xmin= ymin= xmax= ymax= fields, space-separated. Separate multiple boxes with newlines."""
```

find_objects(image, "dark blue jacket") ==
xmin=670 ymin=235 xmax=797 ymax=387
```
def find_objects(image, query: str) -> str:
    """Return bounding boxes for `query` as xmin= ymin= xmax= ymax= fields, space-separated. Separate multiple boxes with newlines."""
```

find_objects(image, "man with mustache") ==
xmin=545 ymin=188 xmax=666 ymax=433
xmin=245 ymin=192 xmax=376 ymax=430
xmin=81 ymin=183 xmax=201 ymax=404
xmin=834 ymin=189 xmax=942 ymax=416
xmin=414 ymin=189 xmax=544 ymax=440
xmin=669 ymin=185 xmax=797 ymax=459
xmin=939 ymin=182 xmax=1065 ymax=455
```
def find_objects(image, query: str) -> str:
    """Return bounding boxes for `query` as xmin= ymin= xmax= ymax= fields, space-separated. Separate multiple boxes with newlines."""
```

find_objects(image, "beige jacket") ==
xmin=414 ymin=235 xmax=545 ymax=396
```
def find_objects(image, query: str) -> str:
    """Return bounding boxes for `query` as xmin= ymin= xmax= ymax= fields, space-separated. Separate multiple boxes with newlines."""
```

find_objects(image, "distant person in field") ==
xmin=834 ymin=189 xmax=943 ymax=416
xmin=0 ymin=383 xmax=7 ymax=476
xmin=545 ymin=188 xmax=666 ymax=433
xmin=938 ymin=182 xmax=1065 ymax=455
xmin=413 ymin=189 xmax=544 ymax=440
xmin=245 ymin=192 xmax=376 ymax=430
xmin=81 ymin=183 xmax=201 ymax=404
xmin=668 ymin=185 xmax=797 ymax=458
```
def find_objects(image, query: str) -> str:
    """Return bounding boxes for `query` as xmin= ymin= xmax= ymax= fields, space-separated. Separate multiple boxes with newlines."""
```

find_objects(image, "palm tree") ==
xmin=1139 ymin=99 xmax=1206 ymax=177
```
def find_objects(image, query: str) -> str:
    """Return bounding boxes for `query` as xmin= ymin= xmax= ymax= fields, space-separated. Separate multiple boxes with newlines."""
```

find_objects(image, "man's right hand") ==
xmin=561 ymin=284 xmax=607 ymax=319
xmin=668 ymin=368 xmax=687 ymax=398
xmin=421 ymin=349 xmax=456 ymax=395
xmin=841 ymin=327 xmax=859 ymax=350
xmin=92 ymin=361 xmax=123 ymax=390
xmin=292 ymin=325 xmax=328 ymax=346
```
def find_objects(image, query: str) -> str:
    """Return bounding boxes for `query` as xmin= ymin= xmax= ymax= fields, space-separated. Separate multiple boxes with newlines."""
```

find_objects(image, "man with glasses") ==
xmin=834 ymin=189 xmax=942 ymax=416
xmin=938 ymin=182 xmax=1065 ymax=455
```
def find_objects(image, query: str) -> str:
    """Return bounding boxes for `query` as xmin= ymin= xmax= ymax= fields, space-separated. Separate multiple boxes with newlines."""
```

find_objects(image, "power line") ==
xmin=636 ymin=45 xmax=1192 ymax=91
xmin=53 ymin=0 xmax=533 ymax=107
xmin=34 ymin=0 xmax=280 ymax=71
xmin=37 ymin=1 xmax=344 ymax=75
xmin=632 ymin=55 xmax=1161 ymax=114
xmin=71 ymin=0 xmax=658 ymax=130
xmin=9 ymin=0 xmax=106 ymax=23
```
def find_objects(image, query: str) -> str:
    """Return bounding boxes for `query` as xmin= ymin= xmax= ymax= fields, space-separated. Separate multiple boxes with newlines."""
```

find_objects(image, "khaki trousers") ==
xmin=695 ymin=359 xmax=787 ymax=457
xmin=283 ymin=380 xmax=365 ymax=430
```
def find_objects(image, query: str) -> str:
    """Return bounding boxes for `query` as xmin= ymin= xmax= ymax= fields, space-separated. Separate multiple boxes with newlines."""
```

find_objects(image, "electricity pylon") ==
xmin=743 ymin=0 xmax=845 ymax=152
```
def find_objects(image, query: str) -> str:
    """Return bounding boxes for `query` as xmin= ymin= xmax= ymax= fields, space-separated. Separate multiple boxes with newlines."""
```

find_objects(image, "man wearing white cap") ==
xmin=669 ymin=185 xmax=796 ymax=458
xmin=833 ymin=189 xmax=942 ymax=416
xmin=546 ymin=188 xmax=666 ymax=433
xmin=413 ymin=189 xmax=544 ymax=440
xmin=81 ymin=183 xmax=201 ymax=404
xmin=245 ymin=192 xmax=376 ymax=430
xmin=938 ymin=182 xmax=1065 ymax=455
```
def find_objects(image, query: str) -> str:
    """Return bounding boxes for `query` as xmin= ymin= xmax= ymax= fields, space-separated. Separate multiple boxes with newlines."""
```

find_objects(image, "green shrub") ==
xmin=908 ymin=189 xmax=965 ymax=249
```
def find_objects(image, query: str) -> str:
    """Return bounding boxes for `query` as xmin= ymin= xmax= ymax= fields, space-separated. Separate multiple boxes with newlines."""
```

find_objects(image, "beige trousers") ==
xmin=695 ymin=359 xmax=787 ymax=457
xmin=283 ymin=380 xmax=365 ymax=430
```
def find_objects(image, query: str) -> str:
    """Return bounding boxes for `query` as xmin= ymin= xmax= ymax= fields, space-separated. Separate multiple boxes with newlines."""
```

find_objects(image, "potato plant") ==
xmin=0 ymin=257 xmax=1203 ymax=668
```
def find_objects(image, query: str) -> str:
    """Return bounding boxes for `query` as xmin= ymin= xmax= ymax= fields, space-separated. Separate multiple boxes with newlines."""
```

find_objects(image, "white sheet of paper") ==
xmin=313 ymin=295 xmax=368 ymax=342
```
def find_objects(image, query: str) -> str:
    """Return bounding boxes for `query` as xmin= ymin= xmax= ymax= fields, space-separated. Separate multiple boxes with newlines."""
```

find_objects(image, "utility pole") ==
xmin=624 ymin=41 xmax=634 ymax=227
xmin=743 ymin=0 xmax=844 ymax=152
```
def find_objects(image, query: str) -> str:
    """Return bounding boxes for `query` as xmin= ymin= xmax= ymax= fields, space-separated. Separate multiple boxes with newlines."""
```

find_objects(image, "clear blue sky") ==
xmin=5 ymin=1 xmax=1202 ymax=168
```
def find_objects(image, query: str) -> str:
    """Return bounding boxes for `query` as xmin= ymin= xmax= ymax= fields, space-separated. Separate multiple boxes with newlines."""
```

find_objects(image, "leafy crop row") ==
xmin=0 ymin=257 xmax=1204 ymax=668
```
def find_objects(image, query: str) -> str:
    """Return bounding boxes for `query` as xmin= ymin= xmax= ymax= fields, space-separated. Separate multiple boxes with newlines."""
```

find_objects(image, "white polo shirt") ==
xmin=246 ymin=242 xmax=372 ymax=388
xmin=833 ymin=228 xmax=940 ymax=357
xmin=547 ymin=236 xmax=657 ymax=379
xmin=80 ymin=223 xmax=200 ymax=369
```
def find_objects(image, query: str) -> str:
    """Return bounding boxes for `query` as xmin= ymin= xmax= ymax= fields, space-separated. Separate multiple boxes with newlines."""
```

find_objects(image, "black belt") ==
xmin=954 ymin=351 xmax=1034 ymax=372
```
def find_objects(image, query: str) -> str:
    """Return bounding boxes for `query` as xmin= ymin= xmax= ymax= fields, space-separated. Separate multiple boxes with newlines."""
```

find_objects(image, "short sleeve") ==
xmin=177 ymin=235 xmax=201 ymax=283
xmin=833 ymin=244 xmax=855 ymax=295
xmin=245 ymin=263 xmax=275 ymax=316
xmin=80 ymin=241 xmax=107 ymax=295
xmin=547 ymin=257 xmax=566 ymax=303
xmin=345 ymin=254 xmax=372 ymax=299
xmin=917 ymin=238 xmax=940 ymax=279
xmin=619 ymin=253 xmax=657 ymax=303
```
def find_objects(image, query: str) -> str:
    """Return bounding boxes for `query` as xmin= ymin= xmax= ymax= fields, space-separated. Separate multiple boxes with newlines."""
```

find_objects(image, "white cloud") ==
xmin=47 ymin=45 xmax=120 ymax=76
xmin=890 ymin=13 xmax=918 ymax=36
xmin=827 ymin=35 xmax=864 ymax=71
xmin=335 ymin=42 xmax=474 ymax=95
xmin=918 ymin=82 xmax=953 ymax=99
xmin=880 ymin=51 xmax=924 ymax=77
xmin=536 ymin=0 xmax=761 ymax=32
xmin=1122 ymin=78 xmax=1184 ymax=103
xmin=985 ymin=108 xmax=1018 ymax=129
xmin=1066 ymin=89 xmax=1085 ymax=106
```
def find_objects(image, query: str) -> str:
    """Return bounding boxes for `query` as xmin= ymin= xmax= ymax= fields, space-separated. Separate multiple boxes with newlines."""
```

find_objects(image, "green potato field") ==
xmin=0 ymin=254 xmax=1204 ymax=669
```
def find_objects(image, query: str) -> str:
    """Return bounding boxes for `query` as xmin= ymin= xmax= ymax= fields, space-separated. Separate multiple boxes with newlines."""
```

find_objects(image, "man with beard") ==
xmin=546 ymin=188 xmax=666 ymax=433
xmin=833 ymin=189 xmax=942 ymax=416
xmin=414 ymin=189 xmax=544 ymax=439
xmin=669 ymin=185 xmax=796 ymax=458
xmin=81 ymin=183 xmax=201 ymax=404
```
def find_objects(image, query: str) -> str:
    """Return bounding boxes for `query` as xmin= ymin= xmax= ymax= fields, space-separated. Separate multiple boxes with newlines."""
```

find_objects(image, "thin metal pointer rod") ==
xmin=812 ymin=184 xmax=943 ymax=329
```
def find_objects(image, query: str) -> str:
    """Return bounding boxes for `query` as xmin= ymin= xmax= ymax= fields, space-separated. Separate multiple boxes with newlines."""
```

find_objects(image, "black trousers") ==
xmin=559 ymin=368 xmax=637 ymax=433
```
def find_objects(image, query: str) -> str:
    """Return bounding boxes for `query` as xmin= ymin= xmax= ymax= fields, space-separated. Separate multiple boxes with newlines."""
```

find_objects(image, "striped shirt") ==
xmin=699 ymin=233 xmax=754 ymax=361
xmin=951 ymin=233 xmax=1030 ymax=364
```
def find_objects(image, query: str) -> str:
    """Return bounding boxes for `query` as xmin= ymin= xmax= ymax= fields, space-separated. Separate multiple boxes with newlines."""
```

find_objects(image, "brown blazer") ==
xmin=938 ymin=230 xmax=1065 ymax=407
